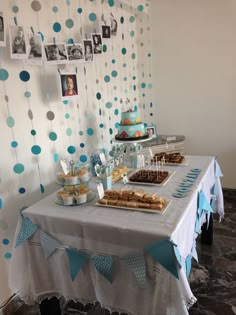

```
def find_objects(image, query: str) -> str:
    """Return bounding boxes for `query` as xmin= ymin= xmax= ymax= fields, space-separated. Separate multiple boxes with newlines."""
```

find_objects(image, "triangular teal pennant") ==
xmin=40 ymin=230 xmax=61 ymax=258
xmin=145 ymin=238 xmax=179 ymax=279
xmin=172 ymin=244 xmax=183 ymax=268
xmin=122 ymin=251 xmax=146 ymax=288
xmin=195 ymin=215 xmax=201 ymax=234
xmin=198 ymin=191 xmax=213 ymax=218
xmin=215 ymin=160 xmax=223 ymax=177
xmin=65 ymin=248 xmax=87 ymax=281
xmin=185 ymin=255 xmax=192 ymax=277
xmin=15 ymin=216 xmax=38 ymax=247
xmin=0 ymin=198 xmax=2 ymax=209
xmin=90 ymin=255 xmax=113 ymax=283
xmin=191 ymin=240 xmax=198 ymax=262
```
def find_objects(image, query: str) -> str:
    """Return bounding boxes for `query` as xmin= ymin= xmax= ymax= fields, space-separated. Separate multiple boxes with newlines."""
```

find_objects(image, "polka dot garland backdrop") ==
xmin=0 ymin=0 xmax=153 ymax=267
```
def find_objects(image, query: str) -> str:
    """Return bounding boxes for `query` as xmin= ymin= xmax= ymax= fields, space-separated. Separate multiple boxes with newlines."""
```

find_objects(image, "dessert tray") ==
xmin=95 ymin=189 xmax=171 ymax=214
xmin=127 ymin=169 xmax=176 ymax=186
xmin=150 ymin=153 xmax=189 ymax=166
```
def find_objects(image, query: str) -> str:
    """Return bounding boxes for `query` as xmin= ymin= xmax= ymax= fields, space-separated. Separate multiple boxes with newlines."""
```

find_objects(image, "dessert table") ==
xmin=9 ymin=156 xmax=224 ymax=315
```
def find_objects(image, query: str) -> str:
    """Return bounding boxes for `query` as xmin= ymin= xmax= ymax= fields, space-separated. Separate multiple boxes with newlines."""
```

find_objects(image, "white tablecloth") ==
xmin=9 ymin=156 xmax=224 ymax=315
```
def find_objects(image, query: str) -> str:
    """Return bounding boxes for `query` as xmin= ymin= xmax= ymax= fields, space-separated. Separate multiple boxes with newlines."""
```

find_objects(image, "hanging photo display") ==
xmin=59 ymin=72 xmax=78 ymax=100
xmin=0 ymin=12 xmax=6 ymax=47
xmin=92 ymin=33 xmax=102 ymax=55
xmin=27 ymin=33 xmax=43 ymax=64
xmin=83 ymin=39 xmax=93 ymax=62
xmin=66 ymin=44 xmax=84 ymax=62
xmin=9 ymin=25 xmax=28 ymax=59
xmin=44 ymin=43 xmax=68 ymax=64
xmin=110 ymin=14 xmax=118 ymax=36
xmin=102 ymin=25 xmax=111 ymax=39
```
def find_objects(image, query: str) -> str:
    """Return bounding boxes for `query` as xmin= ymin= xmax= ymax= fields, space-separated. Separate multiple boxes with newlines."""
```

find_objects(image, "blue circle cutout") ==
xmin=4 ymin=252 xmax=12 ymax=259
xmin=77 ymin=8 xmax=83 ymax=14
xmin=24 ymin=91 xmax=31 ymax=98
xmin=52 ymin=6 xmax=58 ymax=13
xmin=87 ymin=128 xmax=94 ymax=136
xmin=7 ymin=116 xmax=15 ymax=128
xmin=19 ymin=187 xmax=26 ymax=194
xmin=89 ymin=13 xmax=96 ymax=22
xmin=54 ymin=153 xmax=59 ymax=162
xmin=13 ymin=163 xmax=24 ymax=174
xmin=111 ymin=70 xmax=118 ymax=78
xmin=2 ymin=239 xmax=10 ymax=245
xmin=68 ymin=146 xmax=76 ymax=154
xmin=11 ymin=141 xmax=18 ymax=148
xmin=80 ymin=155 xmax=87 ymax=163
xmin=99 ymin=123 xmax=104 ymax=128
xmin=96 ymin=92 xmax=101 ymax=100
xmin=80 ymin=143 xmax=85 ymax=148
xmin=114 ymin=109 xmax=119 ymax=115
xmin=19 ymin=71 xmax=30 ymax=82
xmin=31 ymin=145 xmax=41 ymax=155
xmin=53 ymin=22 xmax=61 ymax=32
xmin=0 ymin=69 xmax=9 ymax=81
xmin=49 ymin=132 xmax=57 ymax=141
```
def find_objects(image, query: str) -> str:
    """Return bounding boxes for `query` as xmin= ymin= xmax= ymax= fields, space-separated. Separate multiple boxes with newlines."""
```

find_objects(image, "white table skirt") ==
xmin=9 ymin=156 xmax=223 ymax=315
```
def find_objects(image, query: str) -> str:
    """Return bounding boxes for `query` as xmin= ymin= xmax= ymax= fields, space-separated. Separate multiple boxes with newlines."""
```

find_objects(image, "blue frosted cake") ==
xmin=115 ymin=109 xmax=148 ymax=140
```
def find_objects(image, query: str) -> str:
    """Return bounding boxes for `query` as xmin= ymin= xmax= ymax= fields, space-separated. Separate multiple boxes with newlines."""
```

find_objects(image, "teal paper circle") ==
xmin=87 ymin=128 xmax=94 ymax=136
xmin=96 ymin=92 xmax=102 ymax=100
xmin=121 ymin=48 xmax=127 ymax=55
xmin=112 ymin=59 xmax=116 ymax=64
xmin=52 ymin=6 xmax=58 ymax=13
xmin=49 ymin=132 xmax=57 ymax=141
xmin=31 ymin=129 xmax=36 ymax=136
xmin=13 ymin=163 xmax=24 ymax=174
xmin=66 ymin=19 xmax=74 ymax=28
xmin=106 ymin=102 xmax=112 ymax=109
xmin=115 ymin=122 xmax=119 ymax=128
xmin=80 ymin=155 xmax=87 ymax=162
xmin=104 ymin=75 xmax=110 ymax=83
xmin=66 ymin=128 xmax=72 ymax=136
xmin=99 ymin=109 xmax=102 ymax=115
xmin=66 ymin=0 xmax=70 ymax=5
xmin=132 ymin=53 xmax=136 ymax=59
xmin=11 ymin=141 xmax=18 ymax=148
xmin=67 ymin=38 xmax=74 ymax=44
xmin=53 ymin=22 xmax=61 ymax=32
xmin=148 ymin=83 xmax=153 ymax=89
xmin=24 ymin=91 xmax=31 ymax=98
xmin=54 ymin=153 xmax=59 ymax=162
xmin=4 ymin=252 xmax=12 ymax=259
xmin=109 ymin=128 xmax=113 ymax=135
xmin=19 ymin=187 xmax=26 ymax=194
xmin=129 ymin=16 xmax=135 ymax=23
xmin=130 ymin=30 xmax=135 ymax=37
xmin=141 ymin=82 xmax=146 ymax=88
xmin=89 ymin=13 xmax=96 ymax=22
xmin=108 ymin=0 xmax=114 ymax=7
xmin=12 ymin=5 xmax=19 ymax=13
xmin=40 ymin=184 xmax=45 ymax=193
xmin=0 ymin=69 xmax=9 ymax=81
xmin=114 ymin=109 xmax=119 ymax=115
xmin=137 ymin=5 xmax=144 ymax=12
xmin=123 ymin=77 xmax=127 ymax=81
xmin=77 ymin=8 xmax=83 ymax=14
xmin=67 ymin=146 xmax=76 ymax=154
xmin=111 ymin=70 xmax=118 ymax=78
xmin=120 ymin=16 xmax=124 ymax=24
xmin=63 ymin=100 xmax=68 ymax=105
xmin=79 ymin=131 xmax=83 ymax=136
xmin=31 ymin=145 xmax=41 ymax=155
xmin=6 ymin=116 xmax=15 ymax=128
xmin=2 ymin=239 xmax=10 ymax=245
xmin=123 ymin=63 xmax=127 ymax=68
xmin=103 ymin=45 xmax=107 ymax=53
xmin=80 ymin=143 xmax=85 ymax=148
xmin=99 ymin=123 xmax=104 ymax=128
xmin=19 ymin=71 xmax=30 ymax=82
xmin=148 ymin=53 xmax=151 ymax=57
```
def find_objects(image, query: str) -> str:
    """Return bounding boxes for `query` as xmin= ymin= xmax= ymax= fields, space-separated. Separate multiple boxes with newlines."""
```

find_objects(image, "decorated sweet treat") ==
xmin=129 ymin=170 xmax=169 ymax=184
xmin=115 ymin=108 xmax=148 ymax=140
xmin=74 ymin=193 xmax=87 ymax=204
xmin=97 ymin=189 xmax=166 ymax=211
xmin=77 ymin=168 xmax=90 ymax=183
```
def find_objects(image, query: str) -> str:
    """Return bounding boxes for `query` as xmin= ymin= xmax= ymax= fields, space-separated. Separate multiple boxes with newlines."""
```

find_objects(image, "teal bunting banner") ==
xmin=122 ymin=251 xmax=146 ymax=288
xmin=172 ymin=243 xmax=183 ymax=268
xmin=191 ymin=239 xmax=198 ymax=262
xmin=215 ymin=160 xmax=223 ymax=177
xmin=198 ymin=190 xmax=213 ymax=230
xmin=65 ymin=248 xmax=87 ymax=281
xmin=90 ymin=255 xmax=113 ymax=283
xmin=145 ymin=238 xmax=179 ymax=279
xmin=40 ymin=230 xmax=61 ymax=258
xmin=185 ymin=255 xmax=192 ymax=278
xmin=15 ymin=216 xmax=38 ymax=247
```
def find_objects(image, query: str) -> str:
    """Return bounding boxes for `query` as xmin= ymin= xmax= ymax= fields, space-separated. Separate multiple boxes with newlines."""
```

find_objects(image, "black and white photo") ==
xmin=28 ymin=33 xmax=42 ymax=63
xmin=9 ymin=25 xmax=28 ymax=59
xmin=0 ymin=12 xmax=6 ymax=47
xmin=111 ymin=17 xmax=118 ymax=36
xmin=146 ymin=125 xmax=157 ymax=138
xmin=83 ymin=40 xmax=93 ymax=62
xmin=66 ymin=44 xmax=84 ymax=61
xmin=44 ymin=43 xmax=67 ymax=64
xmin=59 ymin=73 xmax=78 ymax=100
xmin=102 ymin=25 xmax=111 ymax=39
xmin=92 ymin=33 xmax=102 ymax=54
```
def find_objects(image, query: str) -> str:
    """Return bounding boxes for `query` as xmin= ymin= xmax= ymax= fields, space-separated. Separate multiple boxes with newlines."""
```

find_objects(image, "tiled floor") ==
xmin=11 ymin=189 xmax=236 ymax=315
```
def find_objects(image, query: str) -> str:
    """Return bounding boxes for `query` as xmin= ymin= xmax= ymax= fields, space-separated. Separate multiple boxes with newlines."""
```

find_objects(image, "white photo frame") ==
xmin=27 ymin=33 xmax=43 ymax=64
xmin=0 ymin=12 xmax=6 ymax=47
xmin=66 ymin=44 xmax=84 ymax=62
xmin=9 ymin=25 xmax=28 ymax=59
xmin=91 ymin=33 xmax=102 ymax=55
xmin=102 ymin=25 xmax=111 ymax=39
xmin=59 ymin=72 xmax=78 ymax=100
xmin=146 ymin=125 xmax=157 ymax=139
xmin=83 ymin=40 xmax=93 ymax=62
xmin=44 ymin=43 xmax=68 ymax=64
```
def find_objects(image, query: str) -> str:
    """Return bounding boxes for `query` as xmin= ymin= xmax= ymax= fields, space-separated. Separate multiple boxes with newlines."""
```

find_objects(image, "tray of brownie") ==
xmin=96 ymin=189 xmax=172 ymax=214
xmin=127 ymin=169 xmax=176 ymax=186
xmin=150 ymin=152 xmax=189 ymax=166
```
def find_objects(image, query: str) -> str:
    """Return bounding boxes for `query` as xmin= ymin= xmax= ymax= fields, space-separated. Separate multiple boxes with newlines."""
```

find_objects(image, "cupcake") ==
xmin=74 ymin=193 xmax=87 ymax=205
xmin=56 ymin=190 xmax=65 ymax=203
xmin=64 ymin=175 xmax=79 ymax=185
xmin=77 ymin=168 xmax=90 ymax=183
xmin=62 ymin=194 xmax=74 ymax=205
xmin=57 ymin=172 xmax=65 ymax=185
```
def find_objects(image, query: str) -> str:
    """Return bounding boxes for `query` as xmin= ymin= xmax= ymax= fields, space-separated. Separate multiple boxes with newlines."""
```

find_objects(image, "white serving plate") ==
xmin=95 ymin=199 xmax=172 ymax=214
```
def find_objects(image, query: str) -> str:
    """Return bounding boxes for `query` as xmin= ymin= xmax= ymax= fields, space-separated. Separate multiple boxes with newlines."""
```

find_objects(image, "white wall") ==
xmin=151 ymin=0 xmax=236 ymax=189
